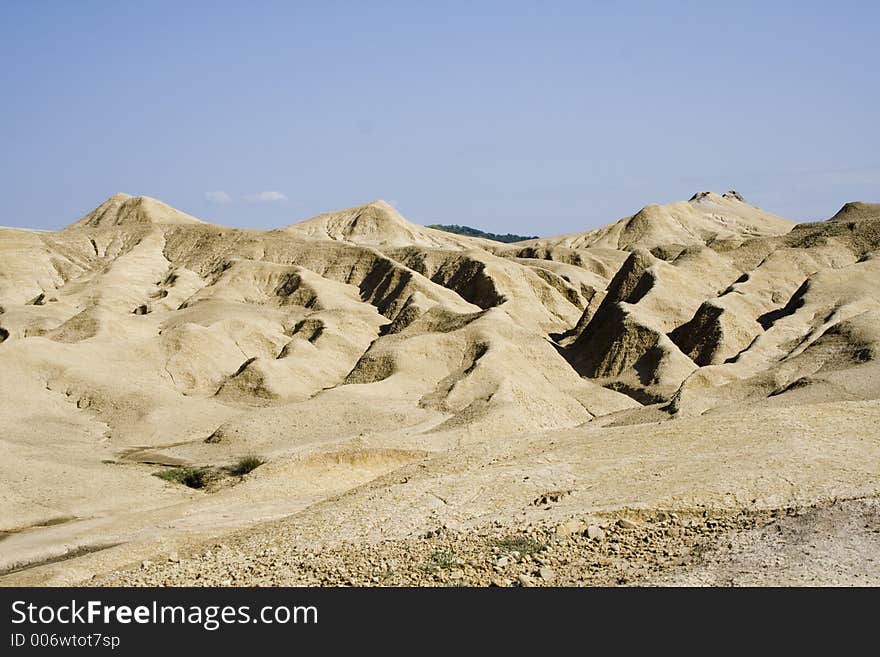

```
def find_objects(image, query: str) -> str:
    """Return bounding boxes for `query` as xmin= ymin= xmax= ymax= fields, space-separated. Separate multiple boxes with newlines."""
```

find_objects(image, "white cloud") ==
xmin=204 ymin=190 xmax=232 ymax=204
xmin=244 ymin=191 xmax=288 ymax=203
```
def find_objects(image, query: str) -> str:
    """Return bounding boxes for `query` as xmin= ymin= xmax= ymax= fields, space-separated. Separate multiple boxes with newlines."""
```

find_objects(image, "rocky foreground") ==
xmin=95 ymin=497 xmax=879 ymax=587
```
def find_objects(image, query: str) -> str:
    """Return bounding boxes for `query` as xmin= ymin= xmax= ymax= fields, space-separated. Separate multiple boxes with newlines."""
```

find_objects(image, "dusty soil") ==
xmin=649 ymin=497 xmax=880 ymax=586
xmin=92 ymin=497 xmax=879 ymax=587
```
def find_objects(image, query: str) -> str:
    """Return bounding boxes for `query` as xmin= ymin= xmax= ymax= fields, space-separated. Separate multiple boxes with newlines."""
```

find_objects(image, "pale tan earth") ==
xmin=1 ymin=191 xmax=878 ymax=586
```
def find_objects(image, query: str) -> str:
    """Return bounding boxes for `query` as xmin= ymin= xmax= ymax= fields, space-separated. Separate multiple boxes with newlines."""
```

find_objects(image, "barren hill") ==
xmin=69 ymin=193 xmax=206 ymax=229
xmin=514 ymin=191 xmax=794 ymax=253
xmin=1 ymin=192 xmax=878 ymax=586
xmin=283 ymin=200 xmax=496 ymax=249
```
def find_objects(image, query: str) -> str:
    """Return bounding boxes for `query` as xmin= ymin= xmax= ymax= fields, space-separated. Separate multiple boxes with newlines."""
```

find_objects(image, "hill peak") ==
xmin=67 ymin=194 xmax=205 ymax=230
xmin=519 ymin=192 xmax=794 ymax=251
xmin=828 ymin=201 xmax=880 ymax=222
xmin=364 ymin=199 xmax=396 ymax=210
xmin=689 ymin=190 xmax=746 ymax=204
xmin=284 ymin=201 xmax=493 ymax=249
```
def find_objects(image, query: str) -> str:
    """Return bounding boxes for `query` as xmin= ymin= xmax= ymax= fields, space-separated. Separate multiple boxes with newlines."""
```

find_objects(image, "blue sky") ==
xmin=1 ymin=1 xmax=877 ymax=233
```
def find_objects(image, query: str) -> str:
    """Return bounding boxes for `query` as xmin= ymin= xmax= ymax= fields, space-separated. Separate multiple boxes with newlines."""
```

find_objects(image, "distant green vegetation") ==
xmin=427 ymin=224 xmax=538 ymax=243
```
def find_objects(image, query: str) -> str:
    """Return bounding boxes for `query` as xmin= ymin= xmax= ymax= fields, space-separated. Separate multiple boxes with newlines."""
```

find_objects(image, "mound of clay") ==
xmin=518 ymin=192 xmax=794 ymax=252
xmin=284 ymin=200 xmax=494 ymax=249
xmin=827 ymin=201 xmax=880 ymax=223
xmin=67 ymin=193 xmax=205 ymax=229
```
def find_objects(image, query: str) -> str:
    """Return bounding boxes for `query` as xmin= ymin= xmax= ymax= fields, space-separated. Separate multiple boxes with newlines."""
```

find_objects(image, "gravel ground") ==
xmin=90 ymin=498 xmax=880 ymax=587
xmin=648 ymin=497 xmax=880 ymax=586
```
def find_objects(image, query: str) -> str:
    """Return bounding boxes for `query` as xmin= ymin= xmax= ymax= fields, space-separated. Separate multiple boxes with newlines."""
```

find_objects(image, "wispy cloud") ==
xmin=243 ymin=191 xmax=288 ymax=203
xmin=204 ymin=190 xmax=232 ymax=204
xmin=204 ymin=190 xmax=290 ymax=204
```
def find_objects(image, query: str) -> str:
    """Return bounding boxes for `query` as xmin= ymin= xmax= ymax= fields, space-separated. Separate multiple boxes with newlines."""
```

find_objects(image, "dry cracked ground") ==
xmin=1 ymin=191 xmax=879 ymax=586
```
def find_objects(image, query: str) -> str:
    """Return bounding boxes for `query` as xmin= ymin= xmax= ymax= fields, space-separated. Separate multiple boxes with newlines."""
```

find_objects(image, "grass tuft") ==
xmin=495 ymin=535 xmax=546 ymax=555
xmin=227 ymin=455 xmax=265 ymax=477
xmin=421 ymin=549 xmax=459 ymax=573
xmin=153 ymin=466 xmax=213 ymax=489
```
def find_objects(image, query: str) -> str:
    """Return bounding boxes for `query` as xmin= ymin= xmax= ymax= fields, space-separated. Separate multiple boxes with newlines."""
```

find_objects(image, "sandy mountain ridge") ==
xmin=1 ymin=190 xmax=879 ymax=585
xmin=282 ymin=199 xmax=498 ymax=249
xmin=71 ymin=192 xmax=206 ymax=228
xmin=515 ymin=190 xmax=794 ymax=252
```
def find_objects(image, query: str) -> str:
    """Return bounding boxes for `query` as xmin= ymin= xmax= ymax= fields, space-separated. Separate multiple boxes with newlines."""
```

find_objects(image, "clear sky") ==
xmin=1 ymin=1 xmax=878 ymax=234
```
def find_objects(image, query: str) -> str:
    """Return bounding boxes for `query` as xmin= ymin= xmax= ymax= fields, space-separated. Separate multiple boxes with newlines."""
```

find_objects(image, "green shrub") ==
xmin=228 ymin=455 xmax=264 ymax=476
xmin=495 ymin=535 xmax=546 ymax=555
xmin=153 ymin=466 xmax=212 ymax=489
xmin=422 ymin=549 xmax=458 ymax=572
xmin=430 ymin=549 xmax=458 ymax=569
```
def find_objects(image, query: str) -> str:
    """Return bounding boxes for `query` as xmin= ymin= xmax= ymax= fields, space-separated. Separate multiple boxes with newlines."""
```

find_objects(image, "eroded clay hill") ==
xmin=1 ymin=191 xmax=879 ymax=583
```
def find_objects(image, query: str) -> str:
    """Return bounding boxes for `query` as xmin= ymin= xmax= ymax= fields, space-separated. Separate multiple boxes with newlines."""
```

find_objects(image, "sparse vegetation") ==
xmin=152 ymin=457 xmax=264 ymax=489
xmin=427 ymin=224 xmax=538 ymax=243
xmin=153 ymin=466 xmax=213 ymax=489
xmin=423 ymin=549 xmax=459 ymax=572
xmin=227 ymin=455 xmax=265 ymax=476
xmin=495 ymin=535 xmax=546 ymax=555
